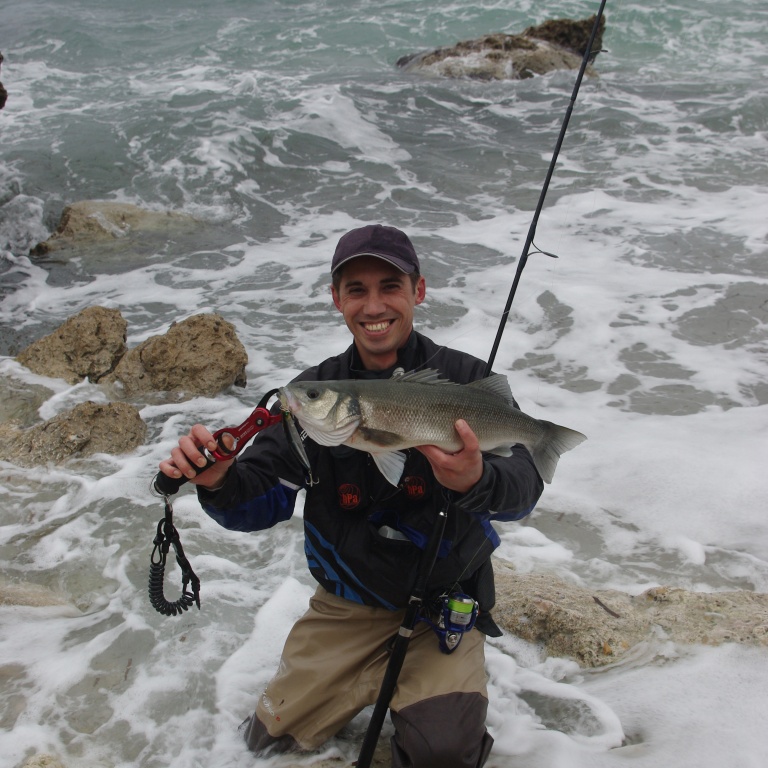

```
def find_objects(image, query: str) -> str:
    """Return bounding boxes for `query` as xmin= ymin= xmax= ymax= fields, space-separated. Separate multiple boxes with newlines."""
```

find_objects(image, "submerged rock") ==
xmin=15 ymin=306 xmax=127 ymax=385
xmin=31 ymin=200 xmax=199 ymax=255
xmin=0 ymin=401 xmax=147 ymax=466
xmin=0 ymin=370 xmax=55 ymax=428
xmin=0 ymin=579 xmax=76 ymax=609
xmin=103 ymin=313 xmax=248 ymax=398
xmin=397 ymin=14 xmax=605 ymax=81
xmin=493 ymin=565 xmax=768 ymax=667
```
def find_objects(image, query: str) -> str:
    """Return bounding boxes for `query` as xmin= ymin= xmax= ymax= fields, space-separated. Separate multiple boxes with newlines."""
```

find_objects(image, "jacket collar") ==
xmin=348 ymin=331 xmax=422 ymax=379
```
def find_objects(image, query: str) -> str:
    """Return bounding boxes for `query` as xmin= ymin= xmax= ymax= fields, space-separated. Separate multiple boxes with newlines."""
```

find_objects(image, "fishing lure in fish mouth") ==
xmin=280 ymin=405 xmax=317 ymax=486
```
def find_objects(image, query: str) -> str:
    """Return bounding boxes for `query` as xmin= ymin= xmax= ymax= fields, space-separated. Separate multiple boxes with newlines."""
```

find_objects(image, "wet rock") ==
xmin=31 ymin=200 xmax=198 ymax=255
xmin=397 ymin=15 xmax=604 ymax=81
xmin=20 ymin=755 xmax=67 ymax=768
xmin=103 ymin=313 xmax=248 ymax=398
xmin=0 ymin=370 xmax=54 ymax=428
xmin=493 ymin=564 xmax=768 ymax=667
xmin=0 ymin=579 xmax=76 ymax=609
xmin=15 ymin=306 xmax=127 ymax=385
xmin=522 ymin=16 xmax=605 ymax=59
xmin=0 ymin=401 xmax=147 ymax=466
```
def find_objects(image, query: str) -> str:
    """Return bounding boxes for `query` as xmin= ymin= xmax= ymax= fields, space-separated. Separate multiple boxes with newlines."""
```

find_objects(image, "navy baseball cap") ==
xmin=331 ymin=224 xmax=420 ymax=275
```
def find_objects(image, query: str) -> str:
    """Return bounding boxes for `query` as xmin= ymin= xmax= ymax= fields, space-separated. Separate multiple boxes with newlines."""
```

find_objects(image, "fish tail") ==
xmin=531 ymin=421 xmax=587 ymax=484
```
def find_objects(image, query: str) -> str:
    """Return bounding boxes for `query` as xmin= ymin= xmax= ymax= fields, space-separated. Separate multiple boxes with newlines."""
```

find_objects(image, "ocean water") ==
xmin=1 ymin=1 xmax=767 ymax=766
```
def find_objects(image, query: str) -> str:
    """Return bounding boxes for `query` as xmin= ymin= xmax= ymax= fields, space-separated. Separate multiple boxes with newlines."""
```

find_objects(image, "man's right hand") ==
xmin=158 ymin=424 xmax=235 ymax=490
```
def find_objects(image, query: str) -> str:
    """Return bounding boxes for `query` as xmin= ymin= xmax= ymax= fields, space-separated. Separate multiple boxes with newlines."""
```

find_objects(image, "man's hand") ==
xmin=158 ymin=424 xmax=235 ymax=490
xmin=416 ymin=419 xmax=483 ymax=494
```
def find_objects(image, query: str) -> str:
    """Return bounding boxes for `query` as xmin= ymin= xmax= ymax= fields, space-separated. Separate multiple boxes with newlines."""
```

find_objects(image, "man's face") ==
xmin=331 ymin=256 xmax=426 ymax=371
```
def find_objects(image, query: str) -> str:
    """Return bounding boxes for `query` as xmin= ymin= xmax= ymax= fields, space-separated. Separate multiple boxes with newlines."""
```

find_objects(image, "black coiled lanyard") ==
xmin=148 ymin=495 xmax=201 ymax=616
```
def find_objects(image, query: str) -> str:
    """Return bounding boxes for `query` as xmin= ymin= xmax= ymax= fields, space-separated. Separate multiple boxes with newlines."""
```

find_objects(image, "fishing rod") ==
xmin=356 ymin=4 xmax=607 ymax=767
xmin=484 ymin=0 xmax=607 ymax=377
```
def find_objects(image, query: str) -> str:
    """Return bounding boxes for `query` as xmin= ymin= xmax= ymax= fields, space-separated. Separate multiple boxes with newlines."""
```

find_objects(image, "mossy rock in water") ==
xmin=397 ymin=14 xmax=605 ymax=81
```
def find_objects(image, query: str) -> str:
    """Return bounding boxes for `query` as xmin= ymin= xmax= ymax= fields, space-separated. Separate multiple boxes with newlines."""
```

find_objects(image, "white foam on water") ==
xmin=1 ymin=0 xmax=767 ymax=765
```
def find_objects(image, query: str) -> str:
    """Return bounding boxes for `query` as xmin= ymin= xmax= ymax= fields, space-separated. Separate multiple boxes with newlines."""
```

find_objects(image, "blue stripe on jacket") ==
xmin=304 ymin=520 xmax=397 ymax=610
xmin=201 ymin=483 xmax=298 ymax=532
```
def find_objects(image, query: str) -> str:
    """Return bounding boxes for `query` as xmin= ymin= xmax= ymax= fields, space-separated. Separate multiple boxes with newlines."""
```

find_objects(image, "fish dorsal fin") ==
xmin=466 ymin=374 xmax=516 ymax=406
xmin=391 ymin=368 xmax=456 ymax=385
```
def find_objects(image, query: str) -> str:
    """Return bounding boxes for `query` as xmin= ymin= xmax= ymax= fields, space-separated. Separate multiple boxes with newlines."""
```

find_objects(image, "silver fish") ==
xmin=279 ymin=370 xmax=586 ymax=486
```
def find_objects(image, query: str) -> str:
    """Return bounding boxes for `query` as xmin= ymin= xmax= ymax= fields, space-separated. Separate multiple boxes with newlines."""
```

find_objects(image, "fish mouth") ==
xmin=278 ymin=387 xmax=299 ymax=414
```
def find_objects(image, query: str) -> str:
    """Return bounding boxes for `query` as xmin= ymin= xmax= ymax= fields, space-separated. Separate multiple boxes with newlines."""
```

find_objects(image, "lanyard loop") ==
xmin=148 ymin=496 xmax=201 ymax=616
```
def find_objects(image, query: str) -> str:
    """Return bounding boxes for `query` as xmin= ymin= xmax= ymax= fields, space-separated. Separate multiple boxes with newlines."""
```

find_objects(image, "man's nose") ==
xmin=364 ymin=291 xmax=386 ymax=314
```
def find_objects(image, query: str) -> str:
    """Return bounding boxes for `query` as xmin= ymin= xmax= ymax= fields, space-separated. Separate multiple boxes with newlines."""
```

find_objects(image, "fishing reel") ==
xmin=420 ymin=592 xmax=479 ymax=654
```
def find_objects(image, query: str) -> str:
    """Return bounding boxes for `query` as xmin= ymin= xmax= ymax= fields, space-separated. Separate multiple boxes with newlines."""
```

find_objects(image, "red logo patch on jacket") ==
xmin=402 ymin=475 xmax=427 ymax=500
xmin=338 ymin=483 xmax=361 ymax=510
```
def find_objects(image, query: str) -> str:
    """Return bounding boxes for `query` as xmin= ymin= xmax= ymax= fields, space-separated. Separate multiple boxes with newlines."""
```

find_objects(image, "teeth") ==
xmin=365 ymin=321 xmax=390 ymax=332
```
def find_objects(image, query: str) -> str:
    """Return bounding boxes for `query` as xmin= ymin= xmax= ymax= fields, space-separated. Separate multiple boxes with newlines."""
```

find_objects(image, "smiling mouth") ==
xmin=363 ymin=320 xmax=393 ymax=333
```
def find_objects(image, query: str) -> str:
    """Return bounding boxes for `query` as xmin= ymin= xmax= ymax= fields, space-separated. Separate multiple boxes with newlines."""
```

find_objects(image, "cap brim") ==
xmin=331 ymin=252 xmax=416 ymax=274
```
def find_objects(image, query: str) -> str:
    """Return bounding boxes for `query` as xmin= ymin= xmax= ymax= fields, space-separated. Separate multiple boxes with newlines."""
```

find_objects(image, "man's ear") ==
xmin=331 ymin=284 xmax=342 ymax=312
xmin=415 ymin=275 xmax=426 ymax=305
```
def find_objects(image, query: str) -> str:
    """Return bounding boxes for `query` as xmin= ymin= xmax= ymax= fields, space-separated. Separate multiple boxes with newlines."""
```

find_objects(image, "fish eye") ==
xmin=307 ymin=389 xmax=320 ymax=400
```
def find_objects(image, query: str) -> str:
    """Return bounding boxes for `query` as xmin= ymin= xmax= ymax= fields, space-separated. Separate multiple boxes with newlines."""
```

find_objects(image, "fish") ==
xmin=278 ymin=369 xmax=586 ymax=486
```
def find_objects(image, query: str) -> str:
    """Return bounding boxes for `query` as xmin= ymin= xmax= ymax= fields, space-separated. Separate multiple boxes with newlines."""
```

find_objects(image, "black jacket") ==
xmin=198 ymin=331 xmax=543 ymax=622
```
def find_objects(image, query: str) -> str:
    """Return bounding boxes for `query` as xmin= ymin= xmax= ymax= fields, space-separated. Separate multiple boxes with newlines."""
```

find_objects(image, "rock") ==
xmin=397 ymin=14 xmax=604 ymax=81
xmin=0 ymin=579 xmax=75 ymax=609
xmin=0 ymin=401 xmax=147 ymax=467
xmin=31 ymin=200 xmax=198 ymax=255
xmin=639 ymin=585 xmax=768 ymax=647
xmin=493 ymin=564 xmax=768 ymax=667
xmin=15 ymin=306 xmax=127 ymax=385
xmin=20 ymin=755 xmax=66 ymax=768
xmin=14 ymin=307 xmax=248 ymax=399
xmin=522 ymin=16 xmax=605 ymax=59
xmin=103 ymin=313 xmax=248 ymax=398
xmin=0 ymin=370 xmax=54 ymax=427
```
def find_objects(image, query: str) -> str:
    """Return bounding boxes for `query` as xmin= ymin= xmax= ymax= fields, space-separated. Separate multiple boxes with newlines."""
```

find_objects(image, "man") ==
xmin=160 ymin=224 xmax=543 ymax=767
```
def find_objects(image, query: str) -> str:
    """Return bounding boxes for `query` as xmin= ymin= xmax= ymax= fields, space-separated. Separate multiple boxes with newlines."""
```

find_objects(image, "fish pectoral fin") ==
xmin=357 ymin=427 xmax=403 ymax=447
xmin=370 ymin=450 xmax=407 ymax=487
